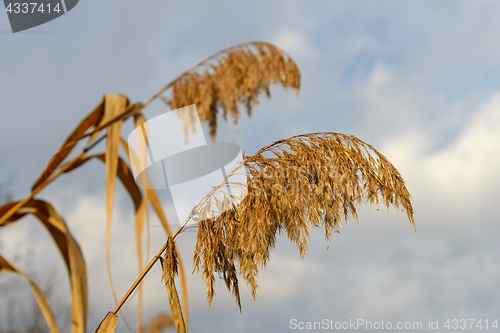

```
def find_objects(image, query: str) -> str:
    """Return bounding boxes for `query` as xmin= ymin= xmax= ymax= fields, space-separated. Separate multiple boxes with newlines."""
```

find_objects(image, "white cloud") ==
xmin=425 ymin=95 xmax=500 ymax=197
xmin=273 ymin=29 xmax=318 ymax=59
xmin=354 ymin=273 xmax=423 ymax=318
xmin=257 ymin=253 xmax=320 ymax=302
xmin=381 ymin=92 xmax=500 ymax=212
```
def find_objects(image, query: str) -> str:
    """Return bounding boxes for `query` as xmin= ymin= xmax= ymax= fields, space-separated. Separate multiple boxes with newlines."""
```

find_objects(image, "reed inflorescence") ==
xmin=190 ymin=132 xmax=415 ymax=310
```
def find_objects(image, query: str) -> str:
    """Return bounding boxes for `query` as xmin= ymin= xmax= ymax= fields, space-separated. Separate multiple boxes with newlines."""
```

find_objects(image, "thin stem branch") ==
xmin=112 ymin=249 xmax=166 ymax=314
xmin=111 ymin=161 xmax=244 ymax=315
xmin=112 ymin=210 xmax=194 ymax=314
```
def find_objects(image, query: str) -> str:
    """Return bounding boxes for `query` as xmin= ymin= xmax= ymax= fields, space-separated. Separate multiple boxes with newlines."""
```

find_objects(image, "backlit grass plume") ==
xmin=191 ymin=132 xmax=415 ymax=309
xmin=161 ymin=41 xmax=300 ymax=139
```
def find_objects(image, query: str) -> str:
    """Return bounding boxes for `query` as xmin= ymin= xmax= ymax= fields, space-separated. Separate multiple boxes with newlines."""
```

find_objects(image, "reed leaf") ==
xmin=94 ymin=312 xmax=119 ymax=333
xmin=192 ymin=132 xmax=415 ymax=308
xmin=63 ymin=151 xmax=151 ymax=333
xmin=132 ymin=113 xmax=148 ymax=333
xmin=103 ymin=94 xmax=131 ymax=304
xmin=0 ymin=199 xmax=87 ymax=333
xmin=31 ymin=101 xmax=105 ymax=192
xmin=0 ymin=254 xmax=61 ymax=333
xmin=120 ymin=136 xmax=190 ymax=329
xmin=63 ymin=151 xmax=147 ymax=332
xmin=76 ymin=103 xmax=144 ymax=145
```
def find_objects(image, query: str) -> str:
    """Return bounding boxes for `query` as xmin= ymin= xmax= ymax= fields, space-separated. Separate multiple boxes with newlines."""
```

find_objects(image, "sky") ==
xmin=1 ymin=0 xmax=500 ymax=332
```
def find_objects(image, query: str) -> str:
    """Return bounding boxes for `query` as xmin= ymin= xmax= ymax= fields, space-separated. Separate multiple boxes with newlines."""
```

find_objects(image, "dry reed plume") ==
xmin=186 ymin=132 xmax=414 ymax=310
xmin=162 ymin=41 xmax=300 ymax=139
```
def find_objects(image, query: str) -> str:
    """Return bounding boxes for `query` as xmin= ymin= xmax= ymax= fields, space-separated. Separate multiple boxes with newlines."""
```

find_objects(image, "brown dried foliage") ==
xmin=162 ymin=42 xmax=300 ymax=139
xmin=161 ymin=237 xmax=186 ymax=333
xmin=192 ymin=132 xmax=415 ymax=309
xmin=0 ymin=199 xmax=87 ymax=333
xmin=162 ymin=237 xmax=179 ymax=287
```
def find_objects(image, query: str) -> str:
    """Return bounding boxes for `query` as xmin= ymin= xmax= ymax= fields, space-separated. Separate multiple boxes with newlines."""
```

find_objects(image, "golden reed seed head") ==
xmin=192 ymin=132 xmax=414 ymax=310
xmin=161 ymin=41 xmax=301 ymax=140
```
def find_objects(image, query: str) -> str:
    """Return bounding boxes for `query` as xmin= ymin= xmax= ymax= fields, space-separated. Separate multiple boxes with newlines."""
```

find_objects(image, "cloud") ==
xmin=381 ymin=92 xmax=500 ymax=213
xmin=273 ymin=29 xmax=318 ymax=59
xmin=425 ymin=95 xmax=500 ymax=199
xmin=353 ymin=273 xmax=423 ymax=319
xmin=255 ymin=252 xmax=320 ymax=302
